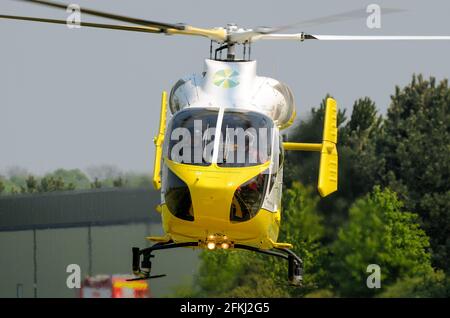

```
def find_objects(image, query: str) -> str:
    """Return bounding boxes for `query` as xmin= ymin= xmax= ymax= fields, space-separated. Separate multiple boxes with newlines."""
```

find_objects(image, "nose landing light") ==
xmin=204 ymin=234 xmax=233 ymax=250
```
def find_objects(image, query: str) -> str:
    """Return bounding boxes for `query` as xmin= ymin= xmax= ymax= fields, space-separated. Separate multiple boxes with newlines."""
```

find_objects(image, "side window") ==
xmin=162 ymin=165 xmax=194 ymax=221
xmin=267 ymin=132 xmax=283 ymax=194
xmin=279 ymin=134 xmax=284 ymax=170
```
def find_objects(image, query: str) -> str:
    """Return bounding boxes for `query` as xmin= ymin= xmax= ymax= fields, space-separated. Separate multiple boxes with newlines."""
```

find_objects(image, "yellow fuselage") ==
xmin=160 ymin=159 xmax=280 ymax=249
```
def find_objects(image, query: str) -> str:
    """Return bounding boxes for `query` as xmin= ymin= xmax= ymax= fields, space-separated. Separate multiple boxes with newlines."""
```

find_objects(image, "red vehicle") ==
xmin=80 ymin=275 xmax=151 ymax=298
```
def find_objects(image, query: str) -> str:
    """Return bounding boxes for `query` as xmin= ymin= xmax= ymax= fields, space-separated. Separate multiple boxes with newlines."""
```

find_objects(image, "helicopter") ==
xmin=2 ymin=0 xmax=450 ymax=286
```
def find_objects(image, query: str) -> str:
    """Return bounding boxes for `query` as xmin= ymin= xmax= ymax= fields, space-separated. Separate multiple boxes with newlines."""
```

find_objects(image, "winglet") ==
xmin=318 ymin=98 xmax=338 ymax=197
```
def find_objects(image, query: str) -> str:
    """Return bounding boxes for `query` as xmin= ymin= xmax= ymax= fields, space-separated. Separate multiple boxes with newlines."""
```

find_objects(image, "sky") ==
xmin=0 ymin=0 xmax=449 ymax=175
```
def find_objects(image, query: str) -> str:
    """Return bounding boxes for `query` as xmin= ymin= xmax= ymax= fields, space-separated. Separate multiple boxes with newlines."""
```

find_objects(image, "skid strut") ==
xmin=130 ymin=241 xmax=303 ymax=285
xmin=130 ymin=241 xmax=199 ymax=280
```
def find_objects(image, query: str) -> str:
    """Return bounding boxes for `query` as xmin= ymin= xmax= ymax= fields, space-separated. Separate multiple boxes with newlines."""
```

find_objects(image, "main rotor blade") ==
xmin=266 ymin=7 xmax=405 ymax=33
xmin=311 ymin=35 xmax=450 ymax=41
xmin=256 ymin=33 xmax=450 ymax=41
xmin=9 ymin=0 xmax=227 ymax=41
xmin=0 ymin=14 xmax=161 ymax=33
xmin=239 ymin=7 xmax=405 ymax=43
xmin=17 ymin=0 xmax=185 ymax=30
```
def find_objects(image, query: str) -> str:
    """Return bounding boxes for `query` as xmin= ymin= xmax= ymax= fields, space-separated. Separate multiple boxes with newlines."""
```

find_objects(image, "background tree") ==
xmin=375 ymin=75 xmax=450 ymax=270
xmin=39 ymin=176 xmax=74 ymax=192
xmin=18 ymin=175 xmax=76 ymax=193
xmin=90 ymin=178 xmax=103 ymax=189
xmin=21 ymin=175 xmax=39 ymax=193
xmin=122 ymin=172 xmax=152 ymax=188
xmin=330 ymin=187 xmax=432 ymax=297
xmin=379 ymin=269 xmax=449 ymax=298
xmin=284 ymin=96 xmax=381 ymax=239
xmin=113 ymin=176 xmax=125 ymax=187
xmin=45 ymin=169 xmax=90 ymax=189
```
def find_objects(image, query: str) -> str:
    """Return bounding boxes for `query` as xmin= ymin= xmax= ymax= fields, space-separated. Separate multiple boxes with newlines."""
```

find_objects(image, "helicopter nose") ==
xmin=187 ymin=174 xmax=240 ymax=223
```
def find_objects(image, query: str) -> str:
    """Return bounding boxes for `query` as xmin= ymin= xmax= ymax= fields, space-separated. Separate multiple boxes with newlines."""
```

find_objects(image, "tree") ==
xmin=274 ymin=182 xmax=328 ymax=294
xmin=21 ymin=175 xmax=39 ymax=193
xmin=113 ymin=176 xmax=125 ymax=188
xmin=19 ymin=175 xmax=75 ymax=193
xmin=379 ymin=270 xmax=449 ymax=298
xmin=122 ymin=173 xmax=152 ymax=188
xmin=0 ymin=179 xmax=5 ymax=195
xmin=38 ymin=176 xmax=74 ymax=192
xmin=284 ymin=96 xmax=382 ymax=239
xmin=90 ymin=178 xmax=102 ymax=189
xmin=45 ymin=169 xmax=90 ymax=189
xmin=330 ymin=186 xmax=432 ymax=297
xmin=191 ymin=249 xmax=292 ymax=298
xmin=339 ymin=97 xmax=383 ymax=198
xmin=375 ymin=75 xmax=450 ymax=270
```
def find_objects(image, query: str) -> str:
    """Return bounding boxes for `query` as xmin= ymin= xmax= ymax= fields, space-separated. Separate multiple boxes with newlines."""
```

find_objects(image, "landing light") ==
xmin=221 ymin=243 xmax=230 ymax=249
xmin=207 ymin=242 xmax=216 ymax=250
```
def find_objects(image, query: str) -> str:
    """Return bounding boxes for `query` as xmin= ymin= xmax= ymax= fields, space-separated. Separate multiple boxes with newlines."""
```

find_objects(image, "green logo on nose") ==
xmin=213 ymin=69 xmax=240 ymax=88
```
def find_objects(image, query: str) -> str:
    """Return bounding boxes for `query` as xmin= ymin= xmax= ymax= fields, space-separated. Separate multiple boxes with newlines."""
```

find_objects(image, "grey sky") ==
xmin=1 ymin=0 xmax=449 ymax=175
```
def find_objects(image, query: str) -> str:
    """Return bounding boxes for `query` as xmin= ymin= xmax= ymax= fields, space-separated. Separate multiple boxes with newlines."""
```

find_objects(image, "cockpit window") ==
xmin=165 ymin=108 xmax=219 ymax=166
xmin=165 ymin=108 xmax=274 ymax=167
xmin=217 ymin=110 xmax=273 ymax=167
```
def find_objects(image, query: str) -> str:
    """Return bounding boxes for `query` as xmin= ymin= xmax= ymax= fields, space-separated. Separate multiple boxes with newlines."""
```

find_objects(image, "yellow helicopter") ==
xmin=3 ymin=0 xmax=450 ymax=286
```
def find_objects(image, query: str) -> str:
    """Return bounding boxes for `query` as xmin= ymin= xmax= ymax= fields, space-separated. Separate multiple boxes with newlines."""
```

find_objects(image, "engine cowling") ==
xmin=169 ymin=59 xmax=296 ymax=129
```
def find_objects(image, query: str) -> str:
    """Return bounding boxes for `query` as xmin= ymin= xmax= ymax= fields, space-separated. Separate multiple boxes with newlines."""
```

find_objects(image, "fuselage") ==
xmin=158 ymin=59 xmax=296 ymax=249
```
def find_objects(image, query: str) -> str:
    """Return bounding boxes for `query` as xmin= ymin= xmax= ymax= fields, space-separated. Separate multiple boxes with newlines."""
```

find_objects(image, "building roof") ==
xmin=0 ymin=188 xmax=161 ymax=231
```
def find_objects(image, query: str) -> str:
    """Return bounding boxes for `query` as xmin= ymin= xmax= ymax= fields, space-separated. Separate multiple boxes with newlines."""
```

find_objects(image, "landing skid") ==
xmin=129 ymin=241 xmax=303 ymax=286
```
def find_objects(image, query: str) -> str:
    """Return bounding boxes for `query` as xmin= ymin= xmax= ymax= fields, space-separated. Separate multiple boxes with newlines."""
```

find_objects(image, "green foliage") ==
xmin=303 ymin=289 xmax=335 ymax=298
xmin=339 ymin=97 xmax=383 ymax=197
xmin=331 ymin=187 xmax=432 ymax=297
xmin=376 ymin=75 xmax=450 ymax=269
xmin=113 ymin=176 xmax=125 ymax=187
xmin=276 ymin=182 xmax=327 ymax=293
xmin=284 ymin=74 xmax=450 ymax=272
xmin=193 ymin=250 xmax=291 ymax=298
xmin=284 ymin=96 xmax=382 ymax=239
xmin=122 ymin=173 xmax=152 ymax=188
xmin=8 ymin=174 xmax=27 ymax=190
xmin=20 ymin=175 xmax=75 ymax=193
xmin=0 ymin=167 xmax=153 ymax=195
xmin=22 ymin=175 xmax=39 ymax=193
xmin=379 ymin=270 xmax=450 ymax=298
xmin=90 ymin=178 xmax=103 ymax=189
xmin=45 ymin=169 xmax=90 ymax=189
